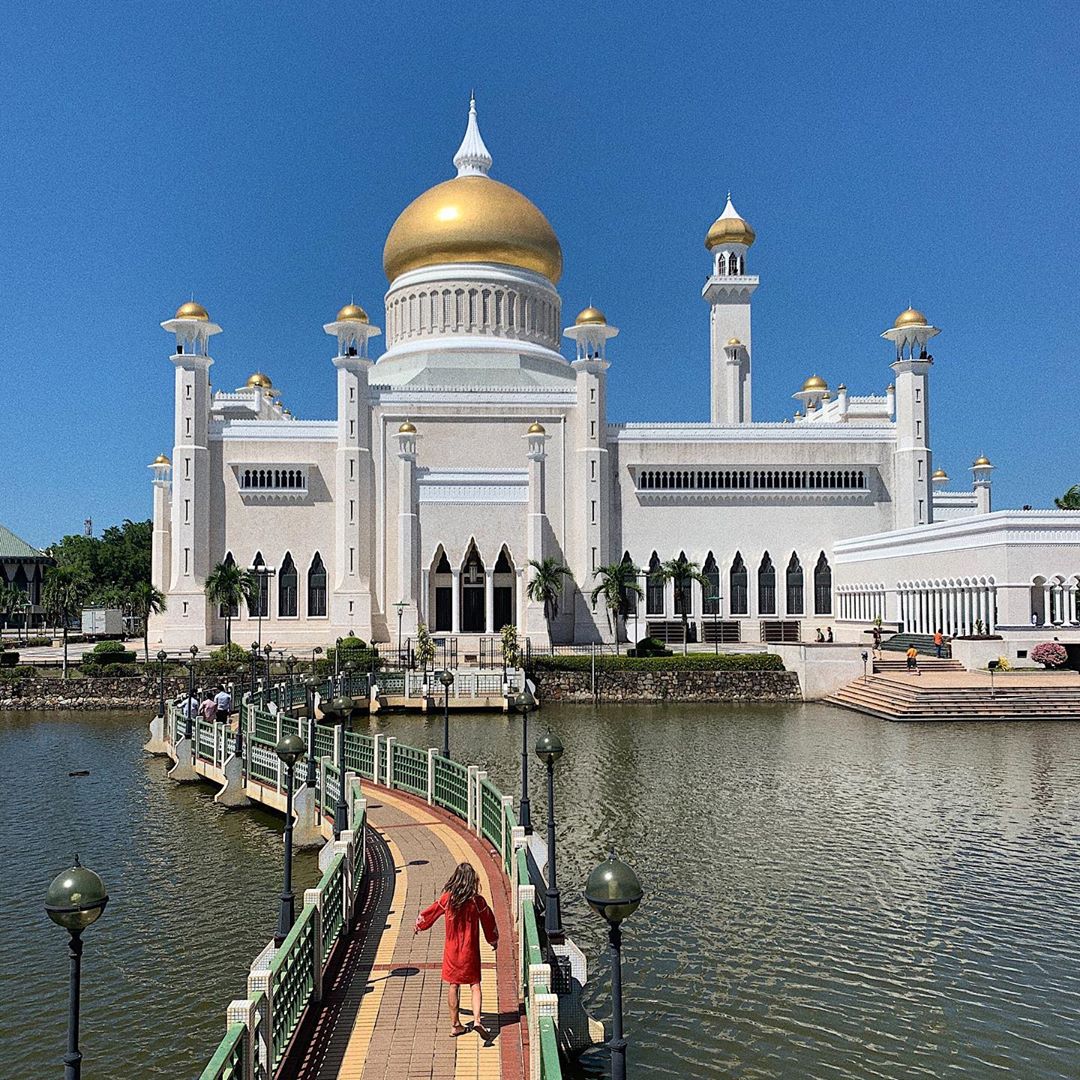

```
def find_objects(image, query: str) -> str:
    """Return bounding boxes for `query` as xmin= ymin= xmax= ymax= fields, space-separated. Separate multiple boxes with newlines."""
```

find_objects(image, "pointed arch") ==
xmin=814 ymin=552 xmax=832 ymax=615
xmin=758 ymin=552 xmax=776 ymax=615
xmin=646 ymin=551 xmax=664 ymax=615
xmin=219 ymin=552 xmax=239 ymax=618
xmin=430 ymin=545 xmax=453 ymax=632
xmin=459 ymin=541 xmax=486 ymax=632
xmin=278 ymin=553 xmax=298 ymax=617
xmin=730 ymin=552 xmax=748 ymax=616
xmin=307 ymin=552 xmax=327 ymax=617
xmin=702 ymin=552 xmax=720 ymax=615
xmin=786 ymin=552 xmax=804 ymax=615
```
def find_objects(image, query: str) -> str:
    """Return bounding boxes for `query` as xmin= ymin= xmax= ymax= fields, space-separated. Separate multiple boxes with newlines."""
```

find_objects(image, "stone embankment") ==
xmin=0 ymin=676 xmax=191 ymax=711
xmin=532 ymin=668 xmax=801 ymax=703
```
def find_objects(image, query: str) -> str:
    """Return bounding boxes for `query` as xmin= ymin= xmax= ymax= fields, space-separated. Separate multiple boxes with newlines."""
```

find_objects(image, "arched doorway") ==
xmin=493 ymin=547 xmax=516 ymax=630
xmin=460 ymin=545 xmax=486 ymax=633
xmin=431 ymin=549 xmax=453 ymax=632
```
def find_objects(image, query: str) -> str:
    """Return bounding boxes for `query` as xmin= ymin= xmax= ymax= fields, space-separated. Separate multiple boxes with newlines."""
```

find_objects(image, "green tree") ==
xmin=414 ymin=622 xmax=436 ymax=675
xmin=48 ymin=519 xmax=152 ymax=604
xmin=1055 ymin=485 xmax=1080 ymax=509
xmin=131 ymin=581 xmax=166 ymax=662
xmin=658 ymin=555 xmax=709 ymax=654
xmin=590 ymin=561 xmax=643 ymax=655
xmin=204 ymin=562 xmax=257 ymax=646
xmin=0 ymin=583 xmax=22 ymax=639
xmin=526 ymin=557 xmax=573 ymax=631
xmin=42 ymin=568 xmax=87 ymax=679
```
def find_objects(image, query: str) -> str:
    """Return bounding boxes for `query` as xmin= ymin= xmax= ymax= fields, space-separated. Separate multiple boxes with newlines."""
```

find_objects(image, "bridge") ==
xmin=149 ymin=679 xmax=579 ymax=1080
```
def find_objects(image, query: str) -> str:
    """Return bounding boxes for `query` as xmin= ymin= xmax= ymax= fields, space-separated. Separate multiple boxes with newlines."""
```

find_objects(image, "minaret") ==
xmin=324 ymin=303 xmax=381 ymax=637
xmin=394 ymin=421 xmax=420 ymax=636
xmin=882 ymin=307 xmax=940 ymax=528
xmin=160 ymin=301 xmax=219 ymax=645
xmin=524 ymin=420 xmax=551 ymax=640
xmin=565 ymin=306 xmax=617 ymax=642
xmin=703 ymin=196 xmax=758 ymax=424
xmin=148 ymin=455 xmax=172 ymax=600
xmin=971 ymin=455 xmax=994 ymax=514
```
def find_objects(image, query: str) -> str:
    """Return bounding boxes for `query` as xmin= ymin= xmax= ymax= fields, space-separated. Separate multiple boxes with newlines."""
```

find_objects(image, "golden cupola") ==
xmin=706 ymin=195 xmax=756 ymax=250
xmin=383 ymin=98 xmax=563 ymax=285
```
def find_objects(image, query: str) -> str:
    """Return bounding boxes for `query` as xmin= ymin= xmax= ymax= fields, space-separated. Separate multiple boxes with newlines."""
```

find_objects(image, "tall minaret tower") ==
xmin=703 ymin=196 xmax=758 ymax=424
xmin=161 ymin=301 xmax=220 ymax=645
xmin=882 ymin=307 xmax=940 ymax=528
xmin=324 ymin=303 xmax=381 ymax=638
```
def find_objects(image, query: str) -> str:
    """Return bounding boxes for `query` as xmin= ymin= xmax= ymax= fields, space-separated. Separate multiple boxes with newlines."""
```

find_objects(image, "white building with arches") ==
xmin=147 ymin=101 xmax=1080 ymax=659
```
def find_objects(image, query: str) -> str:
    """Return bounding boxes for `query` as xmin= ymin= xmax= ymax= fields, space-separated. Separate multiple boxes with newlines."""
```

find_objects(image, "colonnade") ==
xmin=898 ymin=579 xmax=997 ymax=635
xmin=836 ymin=585 xmax=887 ymax=624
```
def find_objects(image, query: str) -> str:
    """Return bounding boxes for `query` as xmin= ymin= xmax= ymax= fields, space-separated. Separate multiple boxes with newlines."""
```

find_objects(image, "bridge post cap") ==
xmin=45 ymin=855 xmax=109 ymax=932
xmin=329 ymin=695 xmax=352 ymax=719
xmin=275 ymin=733 xmax=306 ymax=766
xmin=585 ymin=851 xmax=642 ymax=924
xmin=535 ymin=731 xmax=564 ymax=764
xmin=439 ymin=669 xmax=455 ymax=687
xmin=511 ymin=688 xmax=536 ymax=712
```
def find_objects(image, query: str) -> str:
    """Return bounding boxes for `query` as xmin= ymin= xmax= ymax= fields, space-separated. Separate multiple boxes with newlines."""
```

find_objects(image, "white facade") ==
xmin=149 ymin=104 xmax=1064 ymax=651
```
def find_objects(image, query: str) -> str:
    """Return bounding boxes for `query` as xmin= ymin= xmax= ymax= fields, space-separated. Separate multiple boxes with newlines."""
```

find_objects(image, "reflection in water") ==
xmin=3 ymin=705 xmax=1079 ymax=1079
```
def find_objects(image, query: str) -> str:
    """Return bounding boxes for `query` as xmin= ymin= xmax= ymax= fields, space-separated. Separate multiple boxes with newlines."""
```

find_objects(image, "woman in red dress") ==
xmin=415 ymin=862 xmax=499 ymax=1039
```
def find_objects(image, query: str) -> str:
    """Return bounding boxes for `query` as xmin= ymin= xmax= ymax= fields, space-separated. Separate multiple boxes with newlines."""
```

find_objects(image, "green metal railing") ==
xmin=391 ymin=742 xmax=428 ymax=796
xmin=432 ymin=754 xmax=470 ymax=816
xmin=270 ymin=906 xmax=316 ymax=1070
xmin=480 ymin=779 xmax=503 ymax=850
xmin=320 ymin=852 xmax=346 ymax=946
xmin=198 ymin=1022 xmax=246 ymax=1080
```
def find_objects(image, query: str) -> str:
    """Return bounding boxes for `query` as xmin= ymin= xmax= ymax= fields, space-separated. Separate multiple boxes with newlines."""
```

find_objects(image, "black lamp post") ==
xmin=334 ymin=637 xmax=343 ymax=680
xmin=250 ymin=642 xmax=260 ymax=700
xmin=286 ymin=655 xmax=297 ymax=707
xmin=535 ymin=731 xmax=564 ymax=942
xmin=184 ymin=644 xmax=198 ymax=740
xmin=303 ymin=677 xmax=318 ymax=788
xmin=395 ymin=601 xmax=407 ymax=662
xmin=585 ymin=853 xmax=643 ymax=1080
xmin=311 ymin=645 xmax=323 ymax=677
xmin=511 ymin=688 xmax=535 ymax=832
xmin=439 ymin=669 xmax=454 ymax=757
xmin=156 ymin=649 xmax=168 ymax=721
xmin=45 ymin=857 xmax=109 ymax=1080
xmin=326 ymin=695 xmax=352 ymax=839
xmin=861 ymin=650 xmax=869 ymax=682
xmin=264 ymin=643 xmax=272 ymax=688
xmin=274 ymin=734 xmax=306 ymax=946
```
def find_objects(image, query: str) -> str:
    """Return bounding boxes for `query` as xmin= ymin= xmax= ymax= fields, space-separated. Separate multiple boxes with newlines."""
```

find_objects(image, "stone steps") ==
xmin=873 ymin=657 xmax=964 ymax=673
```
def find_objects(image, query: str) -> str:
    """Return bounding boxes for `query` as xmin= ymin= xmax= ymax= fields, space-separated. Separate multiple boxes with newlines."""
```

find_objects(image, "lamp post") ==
xmin=264 ymin=643 xmax=272 ymax=689
xmin=45 ymin=856 xmax=109 ymax=1080
xmin=156 ymin=649 xmax=168 ymax=721
xmin=334 ymin=637 xmax=343 ymax=680
xmin=303 ymin=676 xmax=318 ymax=788
xmin=250 ymin=641 xmax=260 ymax=702
xmin=585 ymin=853 xmax=643 ymax=1080
xmin=394 ymin=601 xmax=407 ymax=664
xmin=535 ymin=732 xmax=564 ymax=942
xmin=185 ymin=644 xmax=198 ymax=739
xmin=274 ymin=734 xmax=306 ymax=946
xmin=286 ymin=655 xmax=297 ymax=707
xmin=988 ymin=658 xmax=999 ymax=697
xmin=861 ymin=650 xmax=869 ymax=682
xmin=311 ymin=645 xmax=323 ymax=676
xmin=439 ymin=669 xmax=454 ymax=757
xmin=325 ymin=695 xmax=352 ymax=839
xmin=511 ymin=688 xmax=535 ymax=832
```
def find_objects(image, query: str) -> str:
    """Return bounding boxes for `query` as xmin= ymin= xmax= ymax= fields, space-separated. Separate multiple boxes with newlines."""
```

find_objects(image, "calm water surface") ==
xmin=3 ymin=704 xmax=1079 ymax=1079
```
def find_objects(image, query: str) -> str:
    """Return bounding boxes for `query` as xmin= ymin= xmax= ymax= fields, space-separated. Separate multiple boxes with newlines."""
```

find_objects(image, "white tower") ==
xmin=565 ymin=306 xmax=618 ymax=642
xmin=524 ymin=421 xmax=551 ymax=640
xmin=324 ymin=303 xmax=381 ymax=637
xmin=160 ymin=301 xmax=220 ymax=645
xmin=882 ymin=307 xmax=940 ymax=528
xmin=702 ymin=196 xmax=758 ymax=424
xmin=148 ymin=454 xmax=172 ymax=599
xmin=971 ymin=455 xmax=994 ymax=515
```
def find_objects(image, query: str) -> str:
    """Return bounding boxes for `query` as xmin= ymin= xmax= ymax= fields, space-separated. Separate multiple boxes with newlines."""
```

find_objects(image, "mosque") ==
xmin=148 ymin=101 xmax=1080 ymax=660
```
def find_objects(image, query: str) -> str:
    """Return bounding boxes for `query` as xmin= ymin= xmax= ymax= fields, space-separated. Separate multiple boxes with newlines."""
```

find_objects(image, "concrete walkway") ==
xmin=285 ymin=785 xmax=526 ymax=1080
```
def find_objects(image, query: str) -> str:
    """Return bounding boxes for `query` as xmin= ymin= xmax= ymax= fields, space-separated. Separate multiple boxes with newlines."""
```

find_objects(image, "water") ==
xmin=3 ymin=705 xmax=1080 ymax=1079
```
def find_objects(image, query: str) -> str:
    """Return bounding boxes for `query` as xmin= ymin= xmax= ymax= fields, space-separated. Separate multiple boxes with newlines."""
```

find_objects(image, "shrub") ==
xmin=20 ymin=636 xmax=51 ymax=648
xmin=83 ymin=649 xmax=138 ymax=666
xmin=531 ymin=653 xmax=785 ymax=673
xmin=91 ymin=640 xmax=128 ymax=655
xmin=1 ymin=651 xmax=19 ymax=667
xmin=0 ymin=664 xmax=36 ymax=680
xmin=1030 ymin=642 xmax=1068 ymax=668
xmin=629 ymin=636 xmax=673 ymax=658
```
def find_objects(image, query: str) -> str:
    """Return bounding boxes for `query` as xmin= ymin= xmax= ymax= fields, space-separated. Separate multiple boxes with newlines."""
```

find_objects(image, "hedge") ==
xmin=0 ymin=665 xmax=36 ymax=680
xmin=82 ymin=650 xmax=138 ymax=666
xmin=1 ymin=651 xmax=18 ymax=667
xmin=530 ymin=653 xmax=785 ymax=673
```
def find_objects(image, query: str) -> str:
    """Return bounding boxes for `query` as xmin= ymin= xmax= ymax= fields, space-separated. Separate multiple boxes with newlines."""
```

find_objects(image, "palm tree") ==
xmin=590 ymin=561 xmax=643 ymax=655
xmin=1055 ymin=485 xmax=1080 ymax=509
xmin=131 ymin=581 xmax=166 ymax=662
xmin=205 ymin=561 xmax=257 ymax=646
xmin=659 ymin=555 xmax=709 ymax=654
xmin=0 ymin=583 xmax=22 ymax=642
xmin=527 ymin=557 xmax=573 ymax=632
xmin=42 ymin=569 xmax=86 ymax=679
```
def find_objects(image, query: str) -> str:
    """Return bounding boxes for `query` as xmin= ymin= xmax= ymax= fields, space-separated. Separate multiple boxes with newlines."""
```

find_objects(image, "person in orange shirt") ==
xmin=933 ymin=629 xmax=945 ymax=658
xmin=906 ymin=645 xmax=921 ymax=675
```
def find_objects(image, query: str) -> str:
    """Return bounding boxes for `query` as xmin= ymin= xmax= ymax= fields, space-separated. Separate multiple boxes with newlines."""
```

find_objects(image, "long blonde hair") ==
xmin=444 ymin=862 xmax=480 ymax=911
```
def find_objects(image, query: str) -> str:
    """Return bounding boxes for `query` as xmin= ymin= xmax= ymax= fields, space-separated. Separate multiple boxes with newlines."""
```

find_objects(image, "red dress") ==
xmin=415 ymin=891 xmax=499 ymax=985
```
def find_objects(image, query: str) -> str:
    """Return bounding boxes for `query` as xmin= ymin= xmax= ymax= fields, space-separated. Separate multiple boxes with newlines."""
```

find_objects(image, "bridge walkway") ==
xmin=285 ymin=784 xmax=527 ymax=1080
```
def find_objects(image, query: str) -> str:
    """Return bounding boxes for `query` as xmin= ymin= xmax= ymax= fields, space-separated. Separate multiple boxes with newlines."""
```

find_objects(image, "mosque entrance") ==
xmin=461 ymin=554 xmax=485 ymax=632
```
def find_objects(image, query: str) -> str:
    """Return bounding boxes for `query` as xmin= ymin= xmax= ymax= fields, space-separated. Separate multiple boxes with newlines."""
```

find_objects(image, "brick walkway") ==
xmin=285 ymin=785 xmax=526 ymax=1080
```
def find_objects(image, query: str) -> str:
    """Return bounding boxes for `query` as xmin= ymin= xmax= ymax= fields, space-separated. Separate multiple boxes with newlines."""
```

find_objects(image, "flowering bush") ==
xmin=1031 ymin=642 xmax=1068 ymax=668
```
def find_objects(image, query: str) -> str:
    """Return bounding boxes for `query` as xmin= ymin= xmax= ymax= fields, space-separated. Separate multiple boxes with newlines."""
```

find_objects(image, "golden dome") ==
xmin=726 ymin=337 xmax=743 ymax=347
xmin=527 ymin=420 xmax=546 ymax=434
xmin=336 ymin=303 xmax=368 ymax=322
xmin=973 ymin=455 xmax=992 ymax=467
xmin=383 ymin=175 xmax=562 ymax=284
xmin=894 ymin=307 xmax=928 ymax=329
xmin=246 ymin=372 xmax=273 ymax=391
xmin=802 ymin=374 xmax=828 ymax=392
xmin=398 ymin=419 xmax=417 ymax=434
xmin=705 ymin=196 xmax=755 ymax=250
xmin=151 ymin=454 xmax=170 ymax=466
xmin=932 ymin=468 xmax=949 ymax=480
xmin=175 ymin=300 xmax=209 ymax=321
xmin=575 ymin=306 xmax=606 ymax=326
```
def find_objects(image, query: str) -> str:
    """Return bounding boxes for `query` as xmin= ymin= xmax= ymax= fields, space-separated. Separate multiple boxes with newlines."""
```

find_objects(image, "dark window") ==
xmin=308 ymin=553 xmax=327 ymax=617
xmin=646 ymin=552 xmax=664 ymax=615
xmin=621 ymin=551 xmax=638 ymax=615
xmin=673 ymin=551 xmax=691 ymax=616
xmin=786 ymin=553 xmax=804 ymax=615
xmin=703 ymin=553 xmax=720 ymax=615
xmin=251 ymin=552 xmax=268 ymax=617
xmin=730 ymin=553 xmax=748 ymax=615
xmin=814 ymin=552 xmax=832 ymax=615
xmin=279 ymin=553 xmax=298 ymax=617
xmin=758 ymin=553 xmax=776 ymax=616
xmin=219 ymin=553 xmax=238 ymax=618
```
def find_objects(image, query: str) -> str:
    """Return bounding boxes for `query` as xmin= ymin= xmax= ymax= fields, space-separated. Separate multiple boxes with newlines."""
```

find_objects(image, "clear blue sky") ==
xmin=2 ymin=2 xmax=1078 ymax=548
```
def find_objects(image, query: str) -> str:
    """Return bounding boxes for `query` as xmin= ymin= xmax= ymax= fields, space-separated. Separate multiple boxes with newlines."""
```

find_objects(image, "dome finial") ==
xmin=454 ymin=94 xmax=492 ymax=177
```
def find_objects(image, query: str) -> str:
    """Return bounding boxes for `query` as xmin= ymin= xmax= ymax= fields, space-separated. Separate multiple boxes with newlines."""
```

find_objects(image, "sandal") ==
xmin=473 ymin=1022 xmax=492 ymax=1042
xmin=450 ymin=1024 xmax=468 ymax=1037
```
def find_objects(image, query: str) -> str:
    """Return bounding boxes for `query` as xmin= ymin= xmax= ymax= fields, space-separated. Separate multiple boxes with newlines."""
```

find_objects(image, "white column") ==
xmin=484 ymin=568 xmax=494 ymax=635
xmin=420 ymin=568 xmax=430 ymax=626
xmin=451 ymin=569 xmax=461 ymax=635
xmin=988 ymin=587 xmax=997 ymax=632
xmin=1044 ymin=584 xmax=1053 ymax=625
xmin=516 ymin=567 xmax=526 ymax=630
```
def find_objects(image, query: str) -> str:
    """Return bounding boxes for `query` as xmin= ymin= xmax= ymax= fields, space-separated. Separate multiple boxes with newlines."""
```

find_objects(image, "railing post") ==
xmin=304 ymin=888 xmax=324 ymax=1002
xmin=518 ymin=882 xmax=535 ymax=986
xmin=427 ymin=748 xmax=438 ymax=806
xmin=385 ymin=736 xmax=396 ymax=787
xmin=511 ymin=827 xmax=526 ymax=923
xmin=226 ymin=998 xmax=257 ymax=1080
xmin=467 ymin=765 xmax=479 ymax=831
xmin=372 ymin=734 xmax=383 ymax=784
xmin=501 ymin=795 xmax=514 ymax=867
xmin=533 ymin=992 xmax=559 ymax=1080
xmin=247 ymin=969 xmax=271 ymax=1079
xmin=475 ymin=770 xmax=488 ymax=838
xmin=318 ymin=758 xmax=327 ymax=825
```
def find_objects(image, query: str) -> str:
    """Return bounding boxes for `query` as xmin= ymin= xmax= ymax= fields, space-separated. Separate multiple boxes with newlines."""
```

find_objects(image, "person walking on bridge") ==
xmin=414 ymin=862 xmax=499 ymax=1041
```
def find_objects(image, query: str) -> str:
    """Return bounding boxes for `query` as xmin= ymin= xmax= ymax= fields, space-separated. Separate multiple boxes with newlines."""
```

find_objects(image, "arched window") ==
xmin=621 ymin=551 xmax=639 ymax=615
xmin=758 ymin=552 xmax=776 ymax=615
xmin=251 ymin=552 xmax=268 ymax=618
xmin=308 ymin=553 xmax=327 ymax=617
xmin=730 ymin=553 xmax=748 ymax=615
xmin=673 ymin=551 xmax=691 ymax=616
xmin=786 ymin=553 xmax=804 ymax=615
xmin=702 ymin=553 xmax=720 ymax=615
xmin=646 ymin=552 xmax=664 ymax=615
xmin=717 ymin=252 xmax=728 ymax=275
xmin=814 ymin=552 xmax=832 ymax=615
xmin=279 ymin=553 xmax=298 ymax=617
xmin=219 ymin=553 xmax=239 ymax=618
